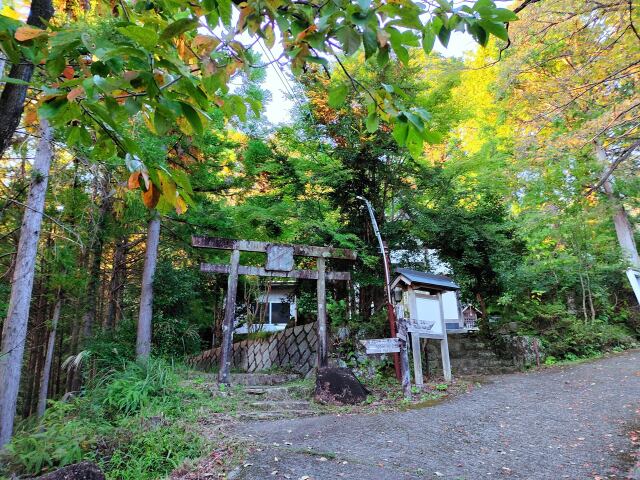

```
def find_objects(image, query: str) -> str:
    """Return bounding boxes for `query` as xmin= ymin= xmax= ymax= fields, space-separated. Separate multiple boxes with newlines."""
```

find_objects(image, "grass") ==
xmin=0 ymin=363 xmax=481 ymax=479
xmin=0 ymin=359 xmax=246 ymax=480
xmin=313 ymin=373 xmax=474 ymax=415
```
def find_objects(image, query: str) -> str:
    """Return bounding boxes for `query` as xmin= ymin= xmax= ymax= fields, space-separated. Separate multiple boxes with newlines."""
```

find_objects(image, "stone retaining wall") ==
xmin=189 ymin=322 xmax=318 ymax=375
xmin=423 ymin=333 xmax=542 ymax=376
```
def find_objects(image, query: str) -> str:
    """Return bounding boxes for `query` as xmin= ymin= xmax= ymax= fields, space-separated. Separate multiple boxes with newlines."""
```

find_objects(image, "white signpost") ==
xmin=360 ymin=338 xmax=401 ymax=354
xmin=626 ymin=269 xmax=640 ymax=305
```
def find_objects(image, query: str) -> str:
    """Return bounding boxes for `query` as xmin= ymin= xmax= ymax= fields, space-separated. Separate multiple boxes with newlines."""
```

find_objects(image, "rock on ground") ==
xmin=314 ymin=367 xmax=369 ymax=405
xmin=36 ymin=462 xmax=105 ymax=480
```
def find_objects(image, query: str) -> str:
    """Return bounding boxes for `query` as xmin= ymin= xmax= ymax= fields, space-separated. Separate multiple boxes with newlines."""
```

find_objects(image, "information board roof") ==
xmin=393 ymin=268 xmax=459 ymax=291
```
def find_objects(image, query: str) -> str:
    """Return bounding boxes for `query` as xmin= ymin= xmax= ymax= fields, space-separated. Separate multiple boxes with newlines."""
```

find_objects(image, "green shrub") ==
xmin=1 ymin=358 xmax=210 ymax=479
xmin=3 ymin=419 xmax=90 ymax=474
xmin=104 ymin=424 xmax=203 ymax=480
xmin=1 ymin=400 xmax=105 ymax=476
xmin=101 ymin=359 xmax=176 ymax=416
xmin=542 ymin=319 xmax=636 ymax=359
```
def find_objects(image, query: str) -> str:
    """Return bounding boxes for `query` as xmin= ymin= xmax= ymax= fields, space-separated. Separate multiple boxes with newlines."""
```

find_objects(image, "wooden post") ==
xmin=396 ymin=305 xmax=412 ymax=399
xmin=382 ymin=242 xmax=401 ymax=380
xmin=316 ymin=256 xmax=327 ymax=368
xmin=411 ymin=333 xmax=423 ymax=387
xmin=218 ymin=249 xmax=240 ymax=385
xmin=438 ymin=292 xmax=452 ymax=382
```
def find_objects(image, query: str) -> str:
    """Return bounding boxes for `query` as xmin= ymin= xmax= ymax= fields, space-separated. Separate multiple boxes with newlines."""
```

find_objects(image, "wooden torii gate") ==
xmin=192 ymin=236 xmax=357 ymax=384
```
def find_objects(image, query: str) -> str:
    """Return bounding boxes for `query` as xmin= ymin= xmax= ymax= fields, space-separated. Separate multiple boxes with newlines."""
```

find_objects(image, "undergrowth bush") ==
xmin=101 ymin=358 xmax=175 ymax=416
xmin=1 ymin=358 xmax=215 ymax=480
xmin=107 ymin=424 xmax=203 ymax=480
xmin=3 ymin=404 xmax=98 ymax=474
xmin=542 ymin=320 xmax=636 ymax=359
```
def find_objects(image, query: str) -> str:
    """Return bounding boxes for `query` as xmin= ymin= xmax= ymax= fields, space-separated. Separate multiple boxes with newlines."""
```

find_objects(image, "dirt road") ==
xmin=233 ymin=351 xmax=640 ymax=479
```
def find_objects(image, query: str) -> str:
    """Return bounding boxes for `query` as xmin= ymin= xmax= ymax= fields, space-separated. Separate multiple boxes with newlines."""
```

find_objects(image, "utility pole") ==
xmin=357 ymin=196 xmax=401 ymax=380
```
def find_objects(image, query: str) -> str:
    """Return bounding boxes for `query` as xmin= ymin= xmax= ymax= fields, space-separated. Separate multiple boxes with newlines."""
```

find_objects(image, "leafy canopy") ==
xmin=0 ymin=0 xmax=517 ymax=211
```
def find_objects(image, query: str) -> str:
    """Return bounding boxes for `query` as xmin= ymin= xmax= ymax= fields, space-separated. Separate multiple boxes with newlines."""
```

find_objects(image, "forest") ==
xmin=0 ymin=0 xmax=639 ymax=478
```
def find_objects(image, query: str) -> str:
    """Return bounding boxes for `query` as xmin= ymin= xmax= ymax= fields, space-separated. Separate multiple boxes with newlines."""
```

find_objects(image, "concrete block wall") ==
xmin=189 ymin=322 xmax=318 ymax=375
xmin=422 ymin=333 xmax=541 ymax=376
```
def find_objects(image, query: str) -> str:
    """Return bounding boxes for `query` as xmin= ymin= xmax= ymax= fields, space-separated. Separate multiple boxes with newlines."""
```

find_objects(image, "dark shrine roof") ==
xmin=393 ymin=268 xmax=459 ymax=291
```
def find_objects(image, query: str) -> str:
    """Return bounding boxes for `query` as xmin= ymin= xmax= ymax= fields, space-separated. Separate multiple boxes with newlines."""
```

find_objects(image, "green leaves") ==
xmin=216 ymin=0 xmax=232 ymax=26
xmin=365 ymin=111 xmax=379 ymax=133
xmin=0 ymin=76 xmax=30 ymax=85
xmin=0 ymin=0 xmax=521 ymax=216
xmin=117 ymin=25 xmax=158 ymax=51
xmin=336 ymin=26 xmax=361 ymax=56
xmin=160 ymin=18 xmax=198 ymax=42
xmin=328 ymin=84 xmax=349 ymax=108
xmin=391 ymin=108 xmax=440 ymax=158
xmin=422 ymin=29 xmax=436 ymax=54
xmin=478 ymin=20 xmax=509 ymax=41
xmin=180 ymin=102 xmax=203 ymax=135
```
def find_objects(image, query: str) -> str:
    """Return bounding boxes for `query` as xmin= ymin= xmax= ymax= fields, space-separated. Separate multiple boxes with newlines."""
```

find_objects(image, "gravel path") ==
xmin=232 ymin=351 xmax=640 ymax=480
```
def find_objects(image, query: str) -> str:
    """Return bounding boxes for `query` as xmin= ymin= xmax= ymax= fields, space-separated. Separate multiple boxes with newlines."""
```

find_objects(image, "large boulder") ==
xmin=36 ymin=462 xmax=105 ymax=480
xmin=314 ymin=367 xmax=369 ymax=405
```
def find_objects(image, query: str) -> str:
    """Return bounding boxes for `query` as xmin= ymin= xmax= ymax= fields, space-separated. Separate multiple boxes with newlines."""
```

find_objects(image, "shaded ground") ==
xmin=230 ymin=351 xmax=640 ymax=480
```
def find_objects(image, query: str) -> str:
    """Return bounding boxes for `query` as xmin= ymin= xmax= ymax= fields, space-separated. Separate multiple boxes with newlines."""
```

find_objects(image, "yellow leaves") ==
xmin=263 ymin=24 xmax=275 ymax=49
xmin=1 ymin=5 xmax=22 ymax=20
xmin=153 ymin=70 xmax=165 ymax=86
xmin=24 ymin=107 xmax=38 ymax=126
xmin=193 ymin=34 xmax=220 ymax=56
xmin=175 ymin=196 xmax=187 ymax=214
xmin=15 ymin=25 xmax=47 ymax=41
xmin=158 ymin=171 xmax=176 ymax=204
xmin=236 ymin=5 xmax=254 ymax=32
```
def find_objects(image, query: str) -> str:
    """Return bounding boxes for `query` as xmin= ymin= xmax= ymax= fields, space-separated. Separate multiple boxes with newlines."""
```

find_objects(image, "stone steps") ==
xmin=229 ymin=372 xmax=301 ymax=386
xmin=248 ymin=400 xmax=312 ymax=411
xmin=245 ymin=384 xmax=312 ymax=400
xmin=235 ymin=409 xmax=317 ymax=421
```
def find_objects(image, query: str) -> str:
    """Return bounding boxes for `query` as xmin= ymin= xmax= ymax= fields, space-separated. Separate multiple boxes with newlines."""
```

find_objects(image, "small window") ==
xmin=270 ymin=302 xmax=290 ymax=324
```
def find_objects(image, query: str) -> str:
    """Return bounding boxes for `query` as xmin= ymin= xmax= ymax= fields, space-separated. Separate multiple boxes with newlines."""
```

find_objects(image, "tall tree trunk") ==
xmin=0 ymin=0 xmax=54 ymax=158
xmin=0 ymin=119 xmax=53 ymax=449
xmin=105 ymin=236 xmax=127 ymax=330
xmin=53 ymin=313 xmax=64 ymax=398
xmin=594 ymin=143 xmax=640 ymax=269
xmin=65 ymin=304 xmax=82 ymax=393
xmin=0 ymin=0 xmax=5 ymax=82
xmin=136 ymin=213 xmax=160 ymax=361
xmin=81 ymin=175 xmax=112 ymax=343
xmin=37 ymin=291 xmax=62 ymax=418
xmin=21 ymin=275 xmax=47 ymax=418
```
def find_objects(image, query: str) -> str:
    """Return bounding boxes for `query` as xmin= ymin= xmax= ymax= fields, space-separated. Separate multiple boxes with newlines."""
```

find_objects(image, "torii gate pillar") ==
xmin=192 ymin=236 xmax=356 ymax=384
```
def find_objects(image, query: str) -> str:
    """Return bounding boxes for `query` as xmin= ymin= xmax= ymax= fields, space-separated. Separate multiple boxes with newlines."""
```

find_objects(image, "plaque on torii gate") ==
xmin=192 ymin=236 xmax=357 ymax=384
